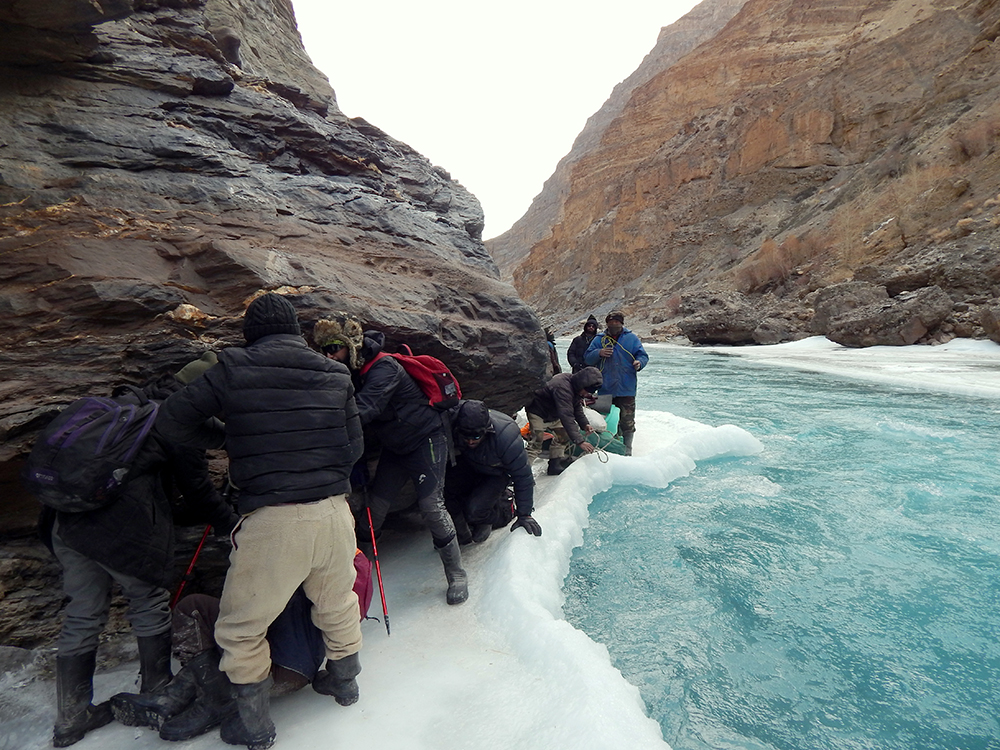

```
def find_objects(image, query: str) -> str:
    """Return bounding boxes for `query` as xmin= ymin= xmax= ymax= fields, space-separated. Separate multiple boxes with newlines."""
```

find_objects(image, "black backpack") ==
xmin=23 ymin=385 xmax=160 ymax=513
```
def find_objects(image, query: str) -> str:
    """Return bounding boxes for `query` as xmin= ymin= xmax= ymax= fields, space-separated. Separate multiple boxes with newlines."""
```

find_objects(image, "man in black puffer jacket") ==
xmin=350 ymin=329 xmax=468 ymax=606
xmin=156 ymin=294 xmax=365 ymax=750
xmin=566 ymin=315 xmax=598 ymax=373
xmin=446 ymin=400 xmax=540 ymax=545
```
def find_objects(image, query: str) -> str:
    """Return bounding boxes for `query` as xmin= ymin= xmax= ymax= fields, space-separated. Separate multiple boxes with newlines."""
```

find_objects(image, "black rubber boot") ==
xmin=159 ymin=649 xmax=235 ymax=742
xmin=137 ymin=632 xmax=173 ymax=693
xmin=471 ymin=523 xmax=492 ymax=543
xmin=312 ymin=652 xmax=362 ymax=706
xmin=110 ymin=657 xmax=198 ymax=729
xmin=547 ymin=457 xmax=566 ymax=475
xmin=622 ymin=431 xmax=635 ymax=456
xmin=436 ymin=537 xmax=469 ymax=605
xmin=53 ymin=652 xmax=113 ymax=748
xmin=220 ymin=676 xmax=276 ymax=750
xmin=452 ymin=512 xmax=474 ymax=545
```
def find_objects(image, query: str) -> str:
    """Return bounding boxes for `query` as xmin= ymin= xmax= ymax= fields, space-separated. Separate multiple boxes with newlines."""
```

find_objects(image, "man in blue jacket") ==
xmin=583 ymin=310 xmax=649 ymax=456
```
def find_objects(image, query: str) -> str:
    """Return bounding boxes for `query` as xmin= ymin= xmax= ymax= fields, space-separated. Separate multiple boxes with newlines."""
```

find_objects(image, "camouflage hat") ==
xmin=314 ymin=315 xmax=365 ymax=370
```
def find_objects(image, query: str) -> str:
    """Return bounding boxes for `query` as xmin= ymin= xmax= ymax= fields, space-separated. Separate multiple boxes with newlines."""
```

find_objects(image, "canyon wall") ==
xmin=487 ymin=0 xmax=749 ymax=279
xmin=495 ymin=0 xmax=1000 ymax=346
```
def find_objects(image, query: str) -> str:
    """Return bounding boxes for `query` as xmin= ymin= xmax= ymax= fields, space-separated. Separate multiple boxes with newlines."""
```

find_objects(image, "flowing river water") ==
xmin=564 ymin=343 xmax=1000 ymax=750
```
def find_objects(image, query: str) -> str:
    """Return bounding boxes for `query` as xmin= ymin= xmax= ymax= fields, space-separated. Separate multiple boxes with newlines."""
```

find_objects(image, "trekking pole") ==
xmin=170 ymin=477 xmax=234 ymax=609
xmin=366 ymin=506 xmax=390 ymax=636
xmin=170 ymin=524 xmax=210 ymax=609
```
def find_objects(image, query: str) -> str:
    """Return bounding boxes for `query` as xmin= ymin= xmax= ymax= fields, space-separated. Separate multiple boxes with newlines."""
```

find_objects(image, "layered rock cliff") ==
xmin=0 ymin=0 xmax=548 ymax=538
xmin=496 ymin=0 xmax=1000 ymax=346
xmin=488 ymin=0 xmax=750 ymax=279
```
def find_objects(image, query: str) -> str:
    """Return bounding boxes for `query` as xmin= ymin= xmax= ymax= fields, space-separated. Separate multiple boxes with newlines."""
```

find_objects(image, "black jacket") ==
xmin=156 ymin=334 xmax=364 ymax=514
xmin=456 ymin=410 xmax=534 ymax=516
xmin=356 ymin=352 xmax=444 ymax=455
xmin=567 ymin=332 xmax=596 ymax=373
xmin=43 ymin=420 xmax=236 ymax=589
xmin=526 ymin=368 xmax=602 ymax=446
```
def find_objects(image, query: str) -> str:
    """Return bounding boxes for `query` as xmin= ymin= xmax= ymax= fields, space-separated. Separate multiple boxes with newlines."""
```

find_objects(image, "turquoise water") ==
xmin=563 ymin=346 xmax=1000 ymax=750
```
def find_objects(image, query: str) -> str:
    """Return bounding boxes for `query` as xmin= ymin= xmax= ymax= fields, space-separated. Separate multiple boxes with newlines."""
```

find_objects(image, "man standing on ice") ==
xmin=583 ymin=310 xmax=648 ymax=455
xmin=157 ymin=293 xmax=365 ymax=750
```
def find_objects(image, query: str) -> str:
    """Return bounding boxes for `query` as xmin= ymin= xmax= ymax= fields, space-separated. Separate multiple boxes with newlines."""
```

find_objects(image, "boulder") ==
xmin=825 ymin=286 xmax=954 ymax=347
xmin=753 ymin=317 xmax=806 ymax=345
xmin=678 ymin=291 xmax=760 ymax=344
xmin=811 ymin=281 xmax=889 ymax=333
xmin=980 ymin=304 xmax=1000 ymax=344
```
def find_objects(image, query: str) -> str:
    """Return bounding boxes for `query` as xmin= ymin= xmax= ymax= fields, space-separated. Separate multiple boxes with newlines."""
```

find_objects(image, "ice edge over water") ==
xmin=691 ymin=336 xmax=1000 ymax=399
xmin=477 ymin=420 xmax=764 ymax=749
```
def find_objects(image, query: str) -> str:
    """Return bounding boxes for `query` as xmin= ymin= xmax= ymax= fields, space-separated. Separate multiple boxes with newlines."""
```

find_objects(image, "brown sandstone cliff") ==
xmin=487 ymin=0 xmax=750 ymax=280
xmin=498 ymin=0 xmax=1000 ymax=346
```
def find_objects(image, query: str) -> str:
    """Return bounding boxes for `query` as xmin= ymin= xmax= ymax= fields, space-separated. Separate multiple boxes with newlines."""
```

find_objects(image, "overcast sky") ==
xmin=292 ymin=0 xmax=701 ymax=240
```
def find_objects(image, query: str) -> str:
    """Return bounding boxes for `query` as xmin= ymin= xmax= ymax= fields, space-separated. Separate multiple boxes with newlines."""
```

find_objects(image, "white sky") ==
xmin=292 ymin=0 xmax=702 ymax=239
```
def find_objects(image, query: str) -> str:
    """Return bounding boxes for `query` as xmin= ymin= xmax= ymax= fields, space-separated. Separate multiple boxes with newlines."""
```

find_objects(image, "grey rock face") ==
xmin=811 ymin=281 xmax=890 ymax=333
xmin=0 ymin=0 xmax=548 ymax=517
xmin=978 ymin=305 xmax=1000 ymax=344
xmin=677 ymin=290 xmax=761 ymax=345
xmin=825 ymin=286 xmax=955 ymax=347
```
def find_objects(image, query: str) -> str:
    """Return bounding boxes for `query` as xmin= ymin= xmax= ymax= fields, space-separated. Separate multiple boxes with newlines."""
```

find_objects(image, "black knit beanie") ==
xmin=243 ymin=293 xmax=301 ymax=343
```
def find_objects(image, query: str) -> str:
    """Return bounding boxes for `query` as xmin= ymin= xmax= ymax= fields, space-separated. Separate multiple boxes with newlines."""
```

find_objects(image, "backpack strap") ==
xmin=360 ymin=351 xmax=388 ymax=376
xmin=111 ymin=383 xmax=150 ymax=404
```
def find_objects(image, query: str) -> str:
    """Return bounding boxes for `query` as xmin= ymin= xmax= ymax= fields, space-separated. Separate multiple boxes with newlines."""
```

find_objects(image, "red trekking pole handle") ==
xmin=367 ymin=506 xmax=390 ymax=636
xmin=170 ymin=524 xmax=211 ymax=609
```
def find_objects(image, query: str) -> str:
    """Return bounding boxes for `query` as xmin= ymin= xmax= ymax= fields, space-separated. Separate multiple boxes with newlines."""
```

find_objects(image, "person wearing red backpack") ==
xmin=315 ymin=320 xmax=468 ymax=606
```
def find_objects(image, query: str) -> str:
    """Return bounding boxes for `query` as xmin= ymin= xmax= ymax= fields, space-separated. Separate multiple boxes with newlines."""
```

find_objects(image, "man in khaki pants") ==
xmin=157 ymin=293 xmax=364 ymax=750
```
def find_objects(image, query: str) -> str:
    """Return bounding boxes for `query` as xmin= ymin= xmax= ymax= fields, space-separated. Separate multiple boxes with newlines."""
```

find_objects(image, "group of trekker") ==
xmin=40 ymin=295 xmax=648 ymax=750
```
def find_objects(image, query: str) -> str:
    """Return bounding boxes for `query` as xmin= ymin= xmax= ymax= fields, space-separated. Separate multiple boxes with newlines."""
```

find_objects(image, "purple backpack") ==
xmin=23 ymin=386 xmax=159 ymax=513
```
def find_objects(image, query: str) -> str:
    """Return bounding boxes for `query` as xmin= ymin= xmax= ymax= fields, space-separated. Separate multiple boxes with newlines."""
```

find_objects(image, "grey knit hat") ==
xmin=243 ymin=293 xmax=301 ymax=343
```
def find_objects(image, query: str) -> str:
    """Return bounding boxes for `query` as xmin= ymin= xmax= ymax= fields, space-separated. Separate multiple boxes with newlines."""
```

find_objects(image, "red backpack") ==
xmin=361 ymin=351 xmax=462 ymax=410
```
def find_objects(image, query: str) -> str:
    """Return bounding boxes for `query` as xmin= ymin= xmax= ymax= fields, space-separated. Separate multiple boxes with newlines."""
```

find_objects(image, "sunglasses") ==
xmin=322 ymin=343 xmax=345 ymax=355
xmin=460 ymin=432 xmax=486 ymax=441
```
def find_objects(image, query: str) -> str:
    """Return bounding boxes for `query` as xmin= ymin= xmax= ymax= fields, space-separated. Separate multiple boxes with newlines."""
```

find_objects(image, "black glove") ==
xmin=510 ymin=514 xmax=542 ymax=536
xmin=213 ymin=510 xmax=240 ymax=538
xmin=350 ymin=460 xmax=370 ymax=489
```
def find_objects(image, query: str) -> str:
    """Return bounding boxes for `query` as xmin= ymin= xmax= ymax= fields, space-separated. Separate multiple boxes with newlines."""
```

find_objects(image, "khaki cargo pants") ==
xmin=215 ymin=494 xmax=362 ymax=685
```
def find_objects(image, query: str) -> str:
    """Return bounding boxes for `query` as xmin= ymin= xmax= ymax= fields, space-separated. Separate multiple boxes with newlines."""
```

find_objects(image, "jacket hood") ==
xmin=360 ymin=330 xmax=385 ymax=364
xmin=571 ymin=366 xmax=603 ymax=393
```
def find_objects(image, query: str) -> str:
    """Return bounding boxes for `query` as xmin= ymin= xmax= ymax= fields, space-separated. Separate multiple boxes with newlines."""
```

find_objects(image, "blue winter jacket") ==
xmin=583 ymin=327 xmax=649 ymax=397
